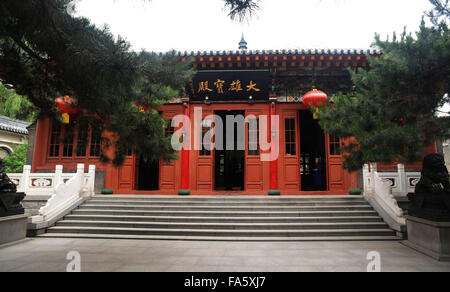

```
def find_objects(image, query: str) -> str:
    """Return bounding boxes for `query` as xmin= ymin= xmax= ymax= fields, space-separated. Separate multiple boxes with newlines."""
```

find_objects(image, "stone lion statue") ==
xmin=0 ymin=158 xmax=17 ymax=194
xmin=415 ymin=154 xmax=450 ymax=194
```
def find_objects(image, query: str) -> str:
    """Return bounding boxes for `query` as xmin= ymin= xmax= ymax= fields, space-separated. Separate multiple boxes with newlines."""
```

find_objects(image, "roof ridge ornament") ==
xmin=239 ymin=33 xmax=248 ymax=50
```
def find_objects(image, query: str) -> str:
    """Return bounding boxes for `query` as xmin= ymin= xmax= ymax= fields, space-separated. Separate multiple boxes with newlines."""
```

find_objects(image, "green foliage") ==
xmin=427 ymin=0 xmax=449 ymax=25
xmin=0 ymin=81 xmax=35 ymax=122
xmin=318 ymin=13 xmax=450 ymax=171
xmin=0 ymin=0 xmax=259 ymax=166
xmin=0 ymin=0 xmax=194 ymax=166
xmin=3 ymin=143 xmax=28 ymax=173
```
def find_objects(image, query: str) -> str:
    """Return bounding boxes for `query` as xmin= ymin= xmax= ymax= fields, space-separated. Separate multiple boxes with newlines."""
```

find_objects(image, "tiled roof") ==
xmin=0 ymin=115 xmax=31 ymax=135
xmin=177 ymin=48 xmax=381 ymax=57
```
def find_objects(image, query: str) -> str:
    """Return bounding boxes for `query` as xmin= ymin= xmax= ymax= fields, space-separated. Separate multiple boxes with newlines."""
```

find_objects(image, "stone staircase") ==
xmin=38 ymin=195 xmax=401 ymax=241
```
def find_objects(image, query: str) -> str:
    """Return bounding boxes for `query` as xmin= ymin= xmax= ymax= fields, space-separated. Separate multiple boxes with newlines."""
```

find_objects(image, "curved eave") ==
xmin=175 ymin=48 xmax=380 ymax=71
xmin=0 ymin=125 xmax=29 ymax=135
xmin=176 ymin=48 xmax=381 ymax=57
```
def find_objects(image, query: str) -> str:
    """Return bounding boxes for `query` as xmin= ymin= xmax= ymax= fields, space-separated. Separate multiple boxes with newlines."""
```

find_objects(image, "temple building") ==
xmin=29 ymin=38 xmax=437 ymax=195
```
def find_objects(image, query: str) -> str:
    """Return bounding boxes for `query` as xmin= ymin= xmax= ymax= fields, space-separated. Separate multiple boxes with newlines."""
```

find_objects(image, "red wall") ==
xmin=32 ymin=103 xmax=436 ymax=195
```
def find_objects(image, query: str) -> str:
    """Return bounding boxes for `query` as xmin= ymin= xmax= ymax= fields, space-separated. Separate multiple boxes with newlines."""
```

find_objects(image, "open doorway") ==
xmin=214 ymin=110 xmax=245 ymax=191
xmin=136 ymin=156 xmax=160 ymax=191
xmin=299 ymin=110 xmax=327 ymax=191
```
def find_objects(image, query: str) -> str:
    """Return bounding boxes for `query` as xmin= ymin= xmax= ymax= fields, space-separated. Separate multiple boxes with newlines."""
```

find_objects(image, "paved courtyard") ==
xmin=1 ymin=238 xmax=450 ymax=272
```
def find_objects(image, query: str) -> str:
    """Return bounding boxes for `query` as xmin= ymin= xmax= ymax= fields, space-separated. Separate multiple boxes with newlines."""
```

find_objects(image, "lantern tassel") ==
xmin=313 ymin=106 xmax=319 ymax=120
xmin=62 ymin=113 xmax=70 ymax=124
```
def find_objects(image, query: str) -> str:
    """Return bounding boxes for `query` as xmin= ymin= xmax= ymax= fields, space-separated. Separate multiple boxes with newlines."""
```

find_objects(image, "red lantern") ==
xmin=55 ymin=96 xmax=79 ymax=115
xmin=302 ymin=89 xmax=328 ymax=109
xmin=134 ymin=103 xmax=151 ymax=112
xmin=302 ymin=89 xmax=328 ymax=120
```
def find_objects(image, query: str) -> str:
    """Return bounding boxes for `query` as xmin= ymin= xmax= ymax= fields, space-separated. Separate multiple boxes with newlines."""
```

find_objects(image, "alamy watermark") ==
xmin=366 ymin=251 xmax=381 ymax=272
xmin=170 ymin=107 xmax=280 ymax=162
xmin=66 ymin=251 xmax=81 ymax=272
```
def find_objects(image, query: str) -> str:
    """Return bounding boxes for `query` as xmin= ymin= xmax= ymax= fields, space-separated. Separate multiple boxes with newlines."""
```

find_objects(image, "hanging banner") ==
xmin=189 ymin=70 xmax=269 ymax=101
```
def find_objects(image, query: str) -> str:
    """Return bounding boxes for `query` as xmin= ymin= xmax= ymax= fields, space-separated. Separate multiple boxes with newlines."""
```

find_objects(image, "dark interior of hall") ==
xmin=214 ymin=110 xmax=245 ymax=191
xmin=299 ymin=110 xmax=327 ymax=191
xmin=137 ymin=155 xmax=160 ymax=191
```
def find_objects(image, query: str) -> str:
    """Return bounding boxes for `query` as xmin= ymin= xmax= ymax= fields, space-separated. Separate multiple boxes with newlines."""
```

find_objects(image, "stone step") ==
xmin=64 ymin=214 xmax=385 ymax=223
xmin=46 ymin=226 xmax=396 ymax=237
xmin=71 ymin=209 xmax=379 ymax=217
xmin=38 ymin=195 xmax=398 ymax=242
xmin=95 ymin=195 xmax=365 ymax=202
xmin=85 ymin=199 xmax=370 ymax=206
xmin=38 ymin=232 xmax=402 ymax=242
xmin=78 ymin=204 xmax=373 ymax=212
xmin=56 ymin=220 xmax=389 ymax=230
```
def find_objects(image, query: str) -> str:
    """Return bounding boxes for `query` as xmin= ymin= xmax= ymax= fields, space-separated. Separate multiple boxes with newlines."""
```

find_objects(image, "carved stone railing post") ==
xmin=370 ymin=163 xmax=377 ymax=194
xmin=370 ymin=162 xmax=377 ymax=172
xmin=18 ymin=165 xmax=31 ymax=193
xmin=75 ymin=163 xmax=84 ymax=190
xmin=82 ymin=165 xmax=96 ymax=197
xmin=54 ymin=165 xmax=63 ymax=190
xmin=397 ymin=163 xmax=407 ymax=196
xmin=363 ymin=164 xmax=371 ymax=195
xmin=77 ymin=163 xmax=84 ymax=175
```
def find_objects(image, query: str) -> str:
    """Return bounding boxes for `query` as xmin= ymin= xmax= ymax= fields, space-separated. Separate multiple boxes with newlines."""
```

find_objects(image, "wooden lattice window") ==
xmin=329 ymin=135 xmax=341 ymax=155
xmin=47 ymin=121 xmax=103 ymax=159
xmin=49 ymin=124 xmax=61 ymax=157
xmin=62 ymin=126 xmax=74 ymax=157
xmin=89 ymin=129 xmax=102 ymax=157
xmin=76 ymin=125 xmax=88 ymax=157
xmin=248 ymin=118 xmax=259 ymax=156
xmin=165 ymin=119 xmax=175 ymax=137
xmin=285 ymin=118 xmax=296 ymax=155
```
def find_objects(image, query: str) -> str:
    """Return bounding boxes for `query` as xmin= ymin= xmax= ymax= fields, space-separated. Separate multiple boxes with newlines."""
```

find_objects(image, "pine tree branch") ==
xmin=10 ymin=37 xmax=49 ymax=65
xmin=430 ymin=0 xmax=450 ymax=16
xmin=223 ymin=0 xmax=260 ymax=22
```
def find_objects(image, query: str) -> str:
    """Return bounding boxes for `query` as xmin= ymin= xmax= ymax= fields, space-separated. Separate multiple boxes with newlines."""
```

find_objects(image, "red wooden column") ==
xmin=269 ymin=100 xmax=279 ymax=192
xmin=31 ymin=118 xmax=49 ymax=173
xmin=180 ymin=101 xmax=191 ymax=192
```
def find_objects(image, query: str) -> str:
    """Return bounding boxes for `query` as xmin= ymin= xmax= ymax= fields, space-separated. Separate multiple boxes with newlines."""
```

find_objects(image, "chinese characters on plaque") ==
xmin=197 ymin=80 xmax=261 ymax=94
xmin=190 ymin=70 xmax=269 ymax=101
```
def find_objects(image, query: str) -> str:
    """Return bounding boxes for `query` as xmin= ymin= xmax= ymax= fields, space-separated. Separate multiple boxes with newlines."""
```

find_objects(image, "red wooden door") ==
xmin=133 ymin=155 xmax=139 ymax=190
xmin=160 ymin=113 xmax=178 ymax=191
xmin=117 ymin=155 xmax=135 ymax=191
xmin=282 ymin=111 xmax=301 ymax=190
xmin=327 ymin=134 xmax=345 ymax=191
xmin=160 ymin=158 xmax=176 ymax=190
xmin=245 ymin=111 xmax=263 ymax=191
xmin=196 ymin=111 xmax=214 ymax=191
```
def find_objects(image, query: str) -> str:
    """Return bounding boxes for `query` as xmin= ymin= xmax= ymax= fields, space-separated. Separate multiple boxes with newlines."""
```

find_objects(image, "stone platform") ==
xmin=0 ymin=214 xmax=27 ymax=245
xmin=404 ymin=215 xmax=450 ymax=261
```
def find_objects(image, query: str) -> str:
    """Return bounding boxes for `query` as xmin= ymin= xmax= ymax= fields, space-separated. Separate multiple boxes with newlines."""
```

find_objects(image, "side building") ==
xmin=0 ymin=115 xmax=30 ymax=159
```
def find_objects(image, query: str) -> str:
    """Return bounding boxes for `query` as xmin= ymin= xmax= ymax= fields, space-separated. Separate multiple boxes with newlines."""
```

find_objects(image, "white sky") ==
xmin=74 ymin=0 xmax=448 ymax=114
xmin=75 ymin=0 xmax=434 ymax=52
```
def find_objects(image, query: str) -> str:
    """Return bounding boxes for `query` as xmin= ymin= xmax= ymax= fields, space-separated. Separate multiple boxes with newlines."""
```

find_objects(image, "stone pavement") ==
xmin=1 ymin=238 xmax=450 ymax=272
